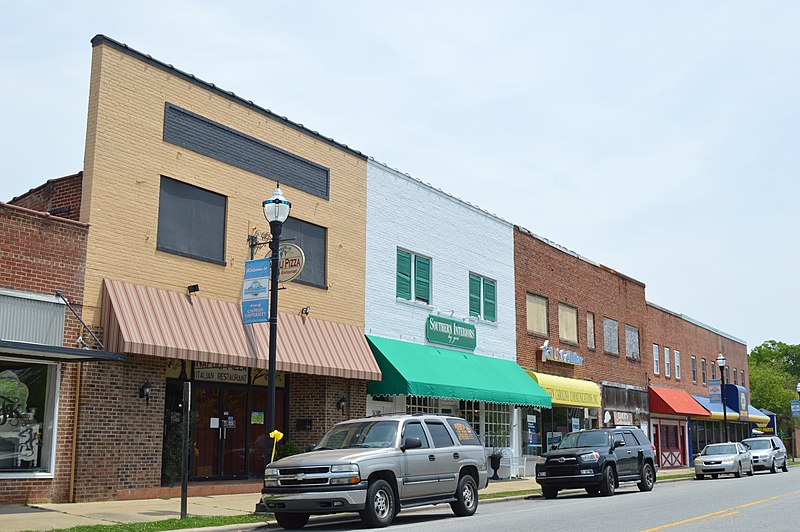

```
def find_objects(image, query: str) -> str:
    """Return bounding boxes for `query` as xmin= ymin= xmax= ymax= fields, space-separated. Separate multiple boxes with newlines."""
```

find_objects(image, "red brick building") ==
xmin=0 ymin=199 xmax=121 ymax=503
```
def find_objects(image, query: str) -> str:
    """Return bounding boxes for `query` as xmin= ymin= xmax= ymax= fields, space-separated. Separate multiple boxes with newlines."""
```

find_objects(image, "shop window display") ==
xmin=0 ymin=360 xmax=56 ymax=474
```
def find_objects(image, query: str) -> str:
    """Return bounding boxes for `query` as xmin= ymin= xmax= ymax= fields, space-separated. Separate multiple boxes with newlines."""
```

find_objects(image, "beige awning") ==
xmin=101 ymin=278 xmax=381 ymax=381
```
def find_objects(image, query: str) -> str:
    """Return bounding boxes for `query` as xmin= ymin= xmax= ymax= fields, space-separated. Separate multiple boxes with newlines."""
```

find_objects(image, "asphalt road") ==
xmin=285 ymin=468 xmax=800 ymax=532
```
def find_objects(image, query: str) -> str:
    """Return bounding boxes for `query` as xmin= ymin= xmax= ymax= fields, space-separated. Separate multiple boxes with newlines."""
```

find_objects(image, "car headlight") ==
xmin=331 ymin=464 xmax=359 ymax=473
xmin=721 ymin=457 xmax=734 ymax=464
xmin=579 ymin=451 xmax=600 ymax=463
xmin=264 ymin=467 xmax=279 ymax=477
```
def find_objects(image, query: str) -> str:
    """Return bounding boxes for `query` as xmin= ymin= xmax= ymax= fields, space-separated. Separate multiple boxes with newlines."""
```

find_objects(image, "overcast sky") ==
xmin=2 ymin=1 xmax=798 ymax=350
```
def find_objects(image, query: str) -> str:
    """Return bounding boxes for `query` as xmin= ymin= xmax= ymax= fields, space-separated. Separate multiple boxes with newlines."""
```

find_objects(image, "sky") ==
xmin=1 ymin=1 xmax=798 ymax=350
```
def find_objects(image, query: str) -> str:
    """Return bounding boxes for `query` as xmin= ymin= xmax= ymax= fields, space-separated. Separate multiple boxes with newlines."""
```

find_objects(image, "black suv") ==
xmin=535 ymin=427 xmax=657 ymax=499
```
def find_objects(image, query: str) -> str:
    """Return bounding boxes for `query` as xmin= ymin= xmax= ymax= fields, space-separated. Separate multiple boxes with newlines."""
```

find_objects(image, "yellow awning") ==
xmin=528 ymin=371 xmax=601 ymax=408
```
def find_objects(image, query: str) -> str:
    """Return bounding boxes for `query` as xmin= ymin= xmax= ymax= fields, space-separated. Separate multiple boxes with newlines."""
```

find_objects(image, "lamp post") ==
xmin=716 ymin=353 xmax=729 ymax=443
xmin=262 ymin=184 xmax=291 ymax=463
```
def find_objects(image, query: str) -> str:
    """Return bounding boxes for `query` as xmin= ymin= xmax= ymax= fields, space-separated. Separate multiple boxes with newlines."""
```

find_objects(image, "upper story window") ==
xmin=724 ymin=366 xmax=730 ymax=382
xmin=624 ymin=325 xmax=640 ymax=360
xmin=157 ymin=176 xmax=226 ymax=265
xmin=653 ymin=344 xmax=660 ymax=375
xmin=740 ymin=369 xmax=745 ymax=385
xmin=282 ymin=217 xmax=327 ymax=288
xmin=526 ymin=293 xmax=548 ymax=336
xmin=586 ymin=312 xmax=596 ymax=350
xmin=691 ymin=356 xmax=697 ymax=384
xmin=664 ymin=347 xmax=671 ymax=377
xmin=733 ymin=367 xmax=738 ymax=385
xmin=558 ymin=303 xmax=578 ymax=344
xmin=469 ymin=273 xmax=496 ymax=322
xmin=396 ymin=249 xmax=430 ymax=304
xmin=675 ymin=350 xmax=681 ymax=380
xmin=711 ymin=361 xmax=717 ymax=380
xmin=603 ymin=317 xmax=619 ymax=355
xmin=702 ymin=358 xmax=707 ymax=384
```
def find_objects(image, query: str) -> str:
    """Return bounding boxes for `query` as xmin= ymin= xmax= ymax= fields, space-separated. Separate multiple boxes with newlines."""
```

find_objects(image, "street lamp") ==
xmin=263 ymin=184 xmax=291 ymax=463
xmin=716 ymin=353 xmax=729 ymax=443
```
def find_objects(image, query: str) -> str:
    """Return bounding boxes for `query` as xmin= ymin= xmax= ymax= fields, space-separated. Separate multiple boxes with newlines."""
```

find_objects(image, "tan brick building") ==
xmin=7 ymin=35 xmax=380 ymax=501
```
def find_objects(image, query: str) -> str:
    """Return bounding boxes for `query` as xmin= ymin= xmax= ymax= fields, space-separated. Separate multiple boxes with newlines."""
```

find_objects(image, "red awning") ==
xmin=101 ymin=278 xmax=381 ymax=381
xmin=648 ymin=386 xmax=710 ymax=416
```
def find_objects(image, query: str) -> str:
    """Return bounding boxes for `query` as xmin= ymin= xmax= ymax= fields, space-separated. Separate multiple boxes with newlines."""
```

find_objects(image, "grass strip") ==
xmin=23 ymin=514 xmax=268 ymax=532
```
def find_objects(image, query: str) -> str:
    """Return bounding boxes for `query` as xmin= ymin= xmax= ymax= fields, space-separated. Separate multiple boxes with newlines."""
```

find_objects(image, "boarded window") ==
xmin=526 ymin=293 xmax=548 ymax=336
xmin=157 ymin=176 xmax=226 ymax=265
xmin=603 ymin=318 xmax=619 ymax=355
xmin=282 ymin=217 xmax=327 ymax=288
xmin=587 ymin=312 xmax=596 ymax=350
xmin=558 ymin=303 xmax=578 ymax=343
xmin=624 ymin=325 xmax=640 ymax=360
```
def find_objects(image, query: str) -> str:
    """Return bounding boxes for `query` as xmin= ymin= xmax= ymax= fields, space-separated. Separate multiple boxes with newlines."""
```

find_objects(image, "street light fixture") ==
xmin=263 ymin=184 xmax=291 ymax=463
xmin=716 ymin=353 xmax=729 ymax=443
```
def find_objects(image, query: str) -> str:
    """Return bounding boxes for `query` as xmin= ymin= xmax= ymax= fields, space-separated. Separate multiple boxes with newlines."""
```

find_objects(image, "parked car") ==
xmin=259 ymin=414 xmax=488 ymax=529
xmin=694 ymin=442 xmax=753 ymax=479
xmin=742 ymin=436 xmax=789 ymax=473
xmin=535 ymin=427 xmax=657 ymax=499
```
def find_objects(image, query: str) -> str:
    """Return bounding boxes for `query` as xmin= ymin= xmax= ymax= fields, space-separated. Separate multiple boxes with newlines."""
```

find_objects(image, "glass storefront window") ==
xmin=0 ymin=358 xmax=57 ymax=475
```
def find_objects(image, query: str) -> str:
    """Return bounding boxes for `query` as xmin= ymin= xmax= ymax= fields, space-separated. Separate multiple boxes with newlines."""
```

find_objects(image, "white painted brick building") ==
xmin=365 ymin=160 xmax=516 ymax=359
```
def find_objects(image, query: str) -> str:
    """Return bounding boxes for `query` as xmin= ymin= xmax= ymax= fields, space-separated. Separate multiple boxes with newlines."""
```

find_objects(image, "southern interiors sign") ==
xmin=426 ymin=315 xmax=476 ymax=351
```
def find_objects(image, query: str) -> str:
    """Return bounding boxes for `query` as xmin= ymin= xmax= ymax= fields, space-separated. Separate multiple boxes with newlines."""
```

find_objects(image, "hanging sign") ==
xmin=426 ymin=314 xmax=476 ymax=350
xmin=278 ymin=243 xmax=305 ymax=283
xmin=242 ymin=258 xmax=270 ymax=324
xmin=791 ymin=400 xmax=800 ymax=418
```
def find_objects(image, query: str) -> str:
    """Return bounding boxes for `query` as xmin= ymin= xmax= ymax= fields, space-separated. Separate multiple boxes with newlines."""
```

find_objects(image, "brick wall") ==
xmin=643 ymin=303 xmax=748 ymax=395
xmin=0 ymin=203 xmax=88 ymax=503
xmin=514 ymin=226 xmax=649 ymax=388
xmin=73 ymin=354 xmax=166 ymax=501
xmin=10 ymin=173 xmax=83 ymax=222
xmin=288 ymin=375 xmax=367 ymax=449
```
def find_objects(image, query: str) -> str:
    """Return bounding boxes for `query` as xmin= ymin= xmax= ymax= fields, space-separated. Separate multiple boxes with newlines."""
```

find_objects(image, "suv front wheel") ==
xmin=599 ymin=466 xmax=616 ymax=496
xmin=275 ymin=512 xmax=310 ymax=530
xmin=360 ymin=479 xmax=396 ymax=528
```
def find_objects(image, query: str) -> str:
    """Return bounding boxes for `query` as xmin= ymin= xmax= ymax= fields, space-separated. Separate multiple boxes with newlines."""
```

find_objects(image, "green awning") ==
xmin=366 ymin=336 xmax=551 ymax=408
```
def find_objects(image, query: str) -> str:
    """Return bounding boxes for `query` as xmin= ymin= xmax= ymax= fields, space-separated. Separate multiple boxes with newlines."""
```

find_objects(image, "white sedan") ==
xmin=694 ymin=442 xmax=754 ymax=479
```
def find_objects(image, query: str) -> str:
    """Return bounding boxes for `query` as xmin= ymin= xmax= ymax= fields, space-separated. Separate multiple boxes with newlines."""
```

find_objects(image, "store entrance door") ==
xmin=193 ymin=385 xmax=248 ymax=479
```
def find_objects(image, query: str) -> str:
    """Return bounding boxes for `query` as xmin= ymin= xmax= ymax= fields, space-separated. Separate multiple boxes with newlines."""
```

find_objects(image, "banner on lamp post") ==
xmin=791 ymin=400 xmax=800 ymax=418
xmin=242 ymin=258 xmax=270 ymax=324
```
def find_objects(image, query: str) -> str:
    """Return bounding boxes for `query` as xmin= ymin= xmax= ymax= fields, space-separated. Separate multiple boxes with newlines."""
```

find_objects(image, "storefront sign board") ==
xmin=541 ymin=345 xmax=584 ymax=366
xmin=194 ymin=362 xmax=248 ymax=383
xmin=613 ymin=411 xmax=633 ymax=426
xmin=426 ymin=314 xmax=476 ymax=350
xmin=278 ymin=243 xmax=305 ymax=283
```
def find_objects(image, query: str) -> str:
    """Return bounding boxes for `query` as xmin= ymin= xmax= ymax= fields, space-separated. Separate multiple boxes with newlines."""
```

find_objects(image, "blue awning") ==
xmin=691 ymin=394 xmax=740 ymax=421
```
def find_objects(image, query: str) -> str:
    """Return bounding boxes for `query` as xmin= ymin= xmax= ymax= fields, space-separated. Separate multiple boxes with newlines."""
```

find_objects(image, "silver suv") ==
xmin=260 ymin=414 xmax=488 ymax=529
xmin=742 ymin=436 xmax=788 ymax=473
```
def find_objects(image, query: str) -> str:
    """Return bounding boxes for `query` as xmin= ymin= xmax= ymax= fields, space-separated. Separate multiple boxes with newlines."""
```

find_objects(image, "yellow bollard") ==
xmin=270 ymin=429 xmax=284 ymax=463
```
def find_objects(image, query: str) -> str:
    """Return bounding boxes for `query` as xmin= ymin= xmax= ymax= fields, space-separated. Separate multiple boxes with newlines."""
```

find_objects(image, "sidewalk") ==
xmin=1 ymin=470 xmax=693 ymax=531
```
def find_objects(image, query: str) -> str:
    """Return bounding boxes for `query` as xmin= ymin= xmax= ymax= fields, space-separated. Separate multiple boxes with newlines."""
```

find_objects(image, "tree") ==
xmin=750 ymin=341 xmax=800 ymax=380
xmin=749 ymin=341 xmax=800 ymax=446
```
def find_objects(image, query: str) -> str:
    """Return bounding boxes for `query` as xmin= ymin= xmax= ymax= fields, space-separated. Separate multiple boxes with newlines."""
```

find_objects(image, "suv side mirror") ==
xmin=305 ymin=443 xmax=316 ymax=453
xmin=613 ymin=440 xmax=625 ymax=448
xmin=402 ymin=437 xmax=422 ymax=451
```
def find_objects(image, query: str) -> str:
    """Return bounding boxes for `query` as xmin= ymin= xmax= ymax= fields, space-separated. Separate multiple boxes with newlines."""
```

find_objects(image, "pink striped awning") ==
xmin=101 ymin=278 xmax=381 ymax=381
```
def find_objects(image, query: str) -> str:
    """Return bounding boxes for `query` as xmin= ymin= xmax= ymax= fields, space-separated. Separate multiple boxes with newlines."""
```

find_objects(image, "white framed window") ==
xmin=603 ymin=318 xmax=619 ymax=355
xmin=664 ymin=347 xmax=671 ymax=377
xmin=711 ymin=361 xmax=717 ymax=380
xmin=396 ymin=249 xmax=431 ymax=304
xmin=691 ymin=356 xmax=697 ymax=384
xmin=653 ymin=344 xmax=660 ymax=375
xmin=469 ymin=273 xmax=497 ymax=322
xmin=733 ymin=367 xmax=738 ymax=385
xmin=526 ymin=293 xmax=548 ymax=336
xmin=0 ymin=357 xmax=59 ymax=477
xmin=675 ymin=350 xmax=681 ymax=380
xmin=558 ymin=303 xmax=578 ymax=344
xmin=587 ymin=312 xmax=596 ymax=350
xmin=741 ymin=369 xmax=745 ymax=385
xmin=702 ymin=358 xmax=707 ymax=384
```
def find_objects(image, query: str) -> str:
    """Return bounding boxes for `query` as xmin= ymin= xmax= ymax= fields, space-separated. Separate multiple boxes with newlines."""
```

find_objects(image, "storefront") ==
xmin=600 ymin=381 xmax=649 ymax=435
xmin=101 ymin=279 xmax=382 ymax=483
xmin=365 ymin=335 xmax=552 ymax=477
xmin=648 ymin=386 xmax=710 ymax=468
xmin=525 ymin=372 xmax=601 ymax=470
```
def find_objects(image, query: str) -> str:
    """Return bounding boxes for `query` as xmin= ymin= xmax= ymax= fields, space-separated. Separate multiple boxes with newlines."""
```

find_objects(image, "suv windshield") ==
xmin=558 ymin=431 xmax=610 ymax=449
xmin=702 ymin=444 xmax=737 ymax=455
xmin=315 ymin=420 xmax=398 ymax=450
xmin=743 ymin=440 xmax=770 ymax=450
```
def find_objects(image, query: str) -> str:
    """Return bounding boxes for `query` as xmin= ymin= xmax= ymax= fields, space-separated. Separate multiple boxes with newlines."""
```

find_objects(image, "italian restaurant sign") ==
xmin=426 ymin=315 xmax=476 ymax=351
